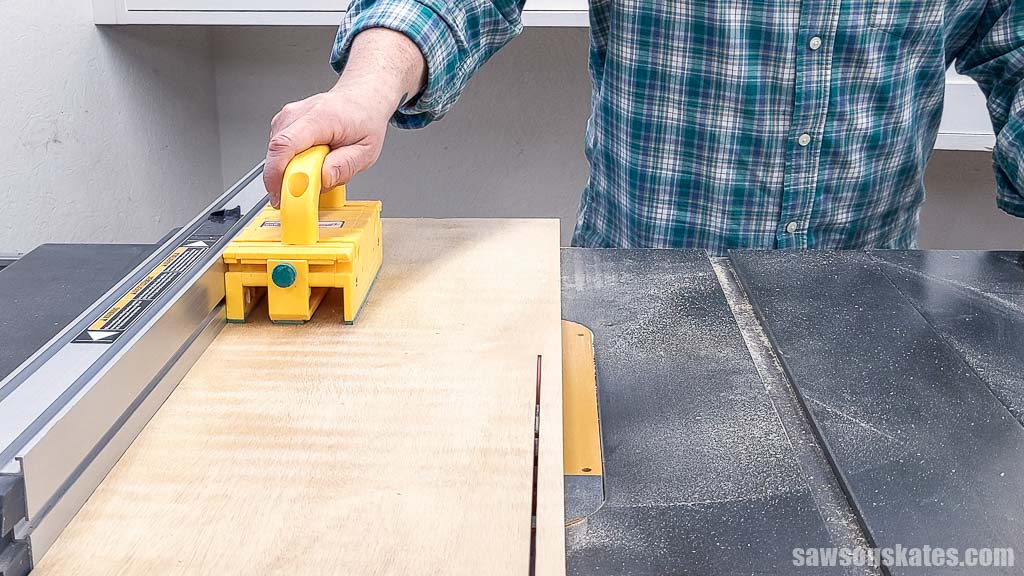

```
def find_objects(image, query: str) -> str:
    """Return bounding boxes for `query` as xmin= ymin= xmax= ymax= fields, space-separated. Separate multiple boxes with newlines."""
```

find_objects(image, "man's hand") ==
xmin=264 ymin=86 xmax=390 ymax=207
xmin=264 ymin=28 xmax=427 ymax=207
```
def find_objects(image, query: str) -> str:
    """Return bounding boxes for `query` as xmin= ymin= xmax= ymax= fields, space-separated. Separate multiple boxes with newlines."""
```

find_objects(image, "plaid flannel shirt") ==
xmin=331 ymin=0 xmax=1024 ymax=253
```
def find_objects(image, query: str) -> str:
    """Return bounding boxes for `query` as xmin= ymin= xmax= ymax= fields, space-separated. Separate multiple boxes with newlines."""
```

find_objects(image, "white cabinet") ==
xmin=93 ymin=0 xmax=590 ymax=26
xmin=938 ymin=70 xmax=995 ymax=151
xmin=93 ymin=1 xmax=994 ymax=151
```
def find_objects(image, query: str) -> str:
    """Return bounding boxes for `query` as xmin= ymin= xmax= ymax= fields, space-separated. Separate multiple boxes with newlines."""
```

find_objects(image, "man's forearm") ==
xmin=334 ymin=28 xmax=427 ymax=112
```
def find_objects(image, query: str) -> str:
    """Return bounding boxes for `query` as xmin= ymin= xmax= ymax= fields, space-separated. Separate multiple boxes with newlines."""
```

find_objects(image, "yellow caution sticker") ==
xmin=73 ymin=239 xmax=212 ymax=344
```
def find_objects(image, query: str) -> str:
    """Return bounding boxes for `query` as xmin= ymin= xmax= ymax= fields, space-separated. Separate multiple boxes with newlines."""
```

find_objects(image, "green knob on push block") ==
xmin=271 ymin=263 xmax=297 ymax=288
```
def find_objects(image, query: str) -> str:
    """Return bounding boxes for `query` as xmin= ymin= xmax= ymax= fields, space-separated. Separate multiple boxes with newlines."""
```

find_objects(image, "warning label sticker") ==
xmin=260 ymin=220 xmax=344 ymax=228
xmin=73 ymin=243 xmax=208 ymax=344
xmin=73 ymin=207 xmax=240 ymax=345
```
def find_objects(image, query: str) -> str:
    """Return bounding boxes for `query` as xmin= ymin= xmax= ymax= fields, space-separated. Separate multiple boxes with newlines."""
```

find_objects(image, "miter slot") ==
xmin=730 ymin=250 xmax=1024 ymax=574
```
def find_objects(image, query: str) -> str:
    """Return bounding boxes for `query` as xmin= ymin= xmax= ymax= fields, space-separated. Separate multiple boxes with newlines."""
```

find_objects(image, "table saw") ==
xmin=0 ymin=164 xmax=1022 ymax=575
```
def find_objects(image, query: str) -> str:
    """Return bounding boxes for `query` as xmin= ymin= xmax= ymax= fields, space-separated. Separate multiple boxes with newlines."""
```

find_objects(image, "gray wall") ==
xmin=919 ymin=150 xmax=1022 ymax=249
xmin=0 ymin=1 xmax=224 ymax=254
xmin=212 ymin=26 xmax=1021 ymax=249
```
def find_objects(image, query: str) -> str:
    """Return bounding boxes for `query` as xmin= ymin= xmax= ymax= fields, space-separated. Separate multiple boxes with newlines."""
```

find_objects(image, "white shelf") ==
xmin=93 ymin=1 xmax=995 ymax=151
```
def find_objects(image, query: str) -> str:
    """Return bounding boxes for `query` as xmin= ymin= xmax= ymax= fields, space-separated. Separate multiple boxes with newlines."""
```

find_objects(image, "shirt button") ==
xmin=786 ymin=221 xmax=799 ymax=234
xmin=798 ymin=133 xmax=812 ymax=147
xmin=809 ymin=36 xmax=823 ymax=50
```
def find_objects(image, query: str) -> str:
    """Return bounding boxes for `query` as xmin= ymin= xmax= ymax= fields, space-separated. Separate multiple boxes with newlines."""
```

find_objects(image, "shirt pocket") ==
xmin=869 ymin=0 xmax=943 ymax=40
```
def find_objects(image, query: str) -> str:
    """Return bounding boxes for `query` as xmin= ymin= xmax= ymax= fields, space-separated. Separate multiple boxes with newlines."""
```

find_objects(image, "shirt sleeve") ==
xmin=330 ymin=0 xmax=526 ymax=129
xmin=954 ymin=0 xmax=1024 ymax=218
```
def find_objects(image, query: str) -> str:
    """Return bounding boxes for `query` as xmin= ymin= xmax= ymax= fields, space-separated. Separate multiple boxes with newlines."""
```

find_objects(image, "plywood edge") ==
xmin=533 ymin=222 xmax=566 ymax=576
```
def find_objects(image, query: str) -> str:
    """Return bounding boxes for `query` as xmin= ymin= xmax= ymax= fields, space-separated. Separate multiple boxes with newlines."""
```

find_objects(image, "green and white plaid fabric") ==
xmin=332 ymin=0 xmax=1024 ymax=252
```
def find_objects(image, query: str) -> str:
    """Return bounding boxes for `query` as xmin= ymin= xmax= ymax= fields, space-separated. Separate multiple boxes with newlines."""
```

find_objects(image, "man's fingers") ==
xmin=263 ymin=117 xmax=322 ymax=208
xmin=269 ymin=101 xmax=308 ymax=138
xmin=263 ymin=90 xmax=385 ymax=205
xmin=322 ymin=145 xmax=372 ymax=190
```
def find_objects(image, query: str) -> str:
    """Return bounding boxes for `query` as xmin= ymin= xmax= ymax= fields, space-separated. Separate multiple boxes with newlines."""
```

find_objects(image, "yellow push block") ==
xmin=222 ymin=145 xmax=383 ymax=324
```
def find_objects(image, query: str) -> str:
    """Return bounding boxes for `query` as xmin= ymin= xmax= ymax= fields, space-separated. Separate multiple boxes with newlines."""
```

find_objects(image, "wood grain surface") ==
xmin=34 ymin=219 xmax=564 ymax=576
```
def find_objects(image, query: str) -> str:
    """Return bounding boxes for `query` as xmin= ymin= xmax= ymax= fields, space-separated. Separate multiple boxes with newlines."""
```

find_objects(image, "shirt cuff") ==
xmin=331 ymin=0 xmax=460 ymax=129
xmin=993 ymin=117 xmax=1024 ymax=218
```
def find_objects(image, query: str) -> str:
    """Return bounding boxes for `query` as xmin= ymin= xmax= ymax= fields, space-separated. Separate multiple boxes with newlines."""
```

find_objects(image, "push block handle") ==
xmin=320 ymin=183 xmax=347 ymax=210
xmin=279 ymin=145 xmax=349 ymax=245
xmin=280 ymin=145 xmax=327 ymax=245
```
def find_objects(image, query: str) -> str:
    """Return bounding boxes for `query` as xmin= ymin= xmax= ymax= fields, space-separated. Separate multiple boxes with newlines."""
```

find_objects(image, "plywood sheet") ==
xmin=34 ymin=219 xmax=564 ymax=576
